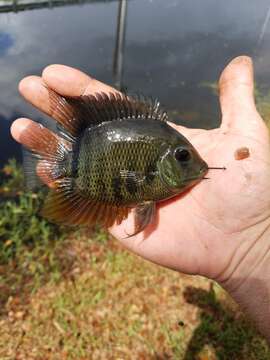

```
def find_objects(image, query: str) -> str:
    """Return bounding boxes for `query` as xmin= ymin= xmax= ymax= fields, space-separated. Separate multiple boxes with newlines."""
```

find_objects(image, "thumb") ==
xmin=219 ymin=56 xmax=265 ymax=136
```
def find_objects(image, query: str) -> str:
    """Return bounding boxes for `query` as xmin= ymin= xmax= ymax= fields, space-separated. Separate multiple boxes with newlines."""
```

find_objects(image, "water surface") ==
xmin=1 ymin=0 xmax=270 ymax=164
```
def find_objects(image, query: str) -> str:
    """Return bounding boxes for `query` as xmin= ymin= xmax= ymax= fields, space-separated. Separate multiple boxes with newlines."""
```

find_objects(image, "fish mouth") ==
xmin=182 ymin=175 xmax=205 ymax=184
xmin=181 ymin=166 xmax=208 ymax=185
xmin=183 ymin=162 xmax=227 ymax=183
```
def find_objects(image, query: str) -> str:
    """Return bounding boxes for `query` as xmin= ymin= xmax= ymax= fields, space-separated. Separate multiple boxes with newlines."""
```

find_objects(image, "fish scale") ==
xmin=76 ymin=130 xmax=167 ymax=205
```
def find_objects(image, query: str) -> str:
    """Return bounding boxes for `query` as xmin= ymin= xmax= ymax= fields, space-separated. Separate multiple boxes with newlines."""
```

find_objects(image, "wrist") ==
xmin=218 ymin=222 xmax=270 ymax=341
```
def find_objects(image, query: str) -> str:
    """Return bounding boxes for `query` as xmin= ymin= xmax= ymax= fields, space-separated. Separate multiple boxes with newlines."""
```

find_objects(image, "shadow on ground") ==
xmin=182 ymin=285 xmax=269 ymax=360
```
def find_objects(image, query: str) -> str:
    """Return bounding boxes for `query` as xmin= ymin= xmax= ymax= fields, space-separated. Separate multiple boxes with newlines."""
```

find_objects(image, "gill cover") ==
xmin=157 ymin=149 xmax=184 ymax=191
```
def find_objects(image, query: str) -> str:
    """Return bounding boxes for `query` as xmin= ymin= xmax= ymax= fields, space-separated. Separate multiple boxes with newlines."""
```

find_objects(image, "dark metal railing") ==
xmin=113 ymin=0 xmax=127 ymax=90
xmin=0 ymin=0 xmax=116 ymax=13
xmin=0 ymin=0 xmax=129 ymax=90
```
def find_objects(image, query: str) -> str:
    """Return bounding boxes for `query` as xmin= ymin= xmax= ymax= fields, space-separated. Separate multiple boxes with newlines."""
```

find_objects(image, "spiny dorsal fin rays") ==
xmin=132 ymin=94 xmax=167 ymax=121
xmin=48 ymin=88 xmax=168 ymax=139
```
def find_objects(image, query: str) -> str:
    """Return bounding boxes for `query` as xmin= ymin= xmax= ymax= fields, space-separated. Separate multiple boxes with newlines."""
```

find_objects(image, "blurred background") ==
xmin=1 ymin=0 xmax=270 ymax=164
xmin=1 ymin=0 xmax=270 ymax=358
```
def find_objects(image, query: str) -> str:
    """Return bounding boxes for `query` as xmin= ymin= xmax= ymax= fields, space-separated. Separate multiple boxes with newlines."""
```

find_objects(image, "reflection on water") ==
xmin=0 ymin=0 xmax=270 ymax=164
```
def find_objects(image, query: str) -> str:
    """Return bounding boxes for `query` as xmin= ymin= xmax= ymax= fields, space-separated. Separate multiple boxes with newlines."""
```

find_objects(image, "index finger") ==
xmin=18 ymin=65 xmax=119 ymax=118
xmin=42 ymin=64 xmax=118 ymax=96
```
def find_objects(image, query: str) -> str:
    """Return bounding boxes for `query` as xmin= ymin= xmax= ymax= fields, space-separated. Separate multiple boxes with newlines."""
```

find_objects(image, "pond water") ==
xmin=1 ymin=0 xmax=270 ymax=165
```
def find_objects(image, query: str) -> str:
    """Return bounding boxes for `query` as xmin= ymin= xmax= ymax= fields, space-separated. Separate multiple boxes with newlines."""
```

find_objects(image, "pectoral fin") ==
xmin=127 ymin=201 xmax=156 ymax=237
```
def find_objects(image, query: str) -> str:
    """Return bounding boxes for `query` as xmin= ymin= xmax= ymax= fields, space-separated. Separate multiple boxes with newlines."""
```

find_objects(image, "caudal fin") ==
xmin=21 ymin=121 xmax=71 ymax=190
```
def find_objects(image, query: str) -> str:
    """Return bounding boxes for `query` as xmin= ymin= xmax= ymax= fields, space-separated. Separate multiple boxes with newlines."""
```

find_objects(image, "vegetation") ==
xmin=0 ymin=160 xmax=66 ymax=274
xmin=0 ymin=157 xmax=269 ymax=359
xmin=198 ymin=80 xmax=270 ymax=127
xmin=255 ymin=86 xmax=270 ymax=126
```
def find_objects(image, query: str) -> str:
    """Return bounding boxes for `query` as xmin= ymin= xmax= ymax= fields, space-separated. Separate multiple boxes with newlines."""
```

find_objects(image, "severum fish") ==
xmin=22 ymin=91 xmax=208 ymax=235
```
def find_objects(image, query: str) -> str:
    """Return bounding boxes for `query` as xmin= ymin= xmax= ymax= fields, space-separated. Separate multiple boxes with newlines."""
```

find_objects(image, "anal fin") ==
xmin=41 ymin=186 xmax=130 ymax=228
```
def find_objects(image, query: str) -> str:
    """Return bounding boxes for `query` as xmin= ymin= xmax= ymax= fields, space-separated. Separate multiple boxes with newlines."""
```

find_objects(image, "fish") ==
xmin=22 ymin=90 xmax=208 ymax=236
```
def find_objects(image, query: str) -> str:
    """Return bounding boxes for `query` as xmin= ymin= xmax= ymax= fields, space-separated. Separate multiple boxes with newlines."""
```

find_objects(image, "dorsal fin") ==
xmin=49 ymin=89 xmax=168 ymax=138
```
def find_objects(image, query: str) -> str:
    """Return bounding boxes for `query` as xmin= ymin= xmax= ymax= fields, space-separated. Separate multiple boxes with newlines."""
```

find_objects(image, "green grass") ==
xmin=0 ymin=160 xmax=269 ymax=359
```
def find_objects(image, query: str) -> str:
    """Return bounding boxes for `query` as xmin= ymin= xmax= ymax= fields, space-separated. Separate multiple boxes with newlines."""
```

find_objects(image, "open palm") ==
xmin=11 ymin=56 xmax=270 ymax=286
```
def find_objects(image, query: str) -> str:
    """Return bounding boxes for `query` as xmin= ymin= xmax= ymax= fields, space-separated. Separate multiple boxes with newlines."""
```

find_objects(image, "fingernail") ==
xmin=230 ymin=56 xmax=253 ymax=66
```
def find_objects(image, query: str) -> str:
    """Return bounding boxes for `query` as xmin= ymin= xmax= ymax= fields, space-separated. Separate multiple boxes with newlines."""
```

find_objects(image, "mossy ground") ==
xmin=0 ymin=141 xmax=270 ymax=359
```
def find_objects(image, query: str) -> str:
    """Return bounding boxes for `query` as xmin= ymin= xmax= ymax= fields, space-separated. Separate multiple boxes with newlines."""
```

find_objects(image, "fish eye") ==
xmin=174 ymin=147 xmax=191 ymax=162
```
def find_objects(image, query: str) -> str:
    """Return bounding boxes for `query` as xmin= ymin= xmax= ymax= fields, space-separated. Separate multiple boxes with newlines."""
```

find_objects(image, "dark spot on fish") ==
xmin=126 ymin=174 xmax=137 ymax=195
xmin=70 ymin=139 xmax=81 ymax=177
xmin=112 ymin=177 xmax=123 ymax=202
xmin=234 ymin=147 xmax=250 ymax=160
xmin=99 ymin=179 xmax=107 ymax=200
xmin=146 ymin=172 xmax=155 ymax=183
xmin=69 ymin=178 xmax=77 ymax=192
xmin=145 ymin=163 xmax=156 ymax=184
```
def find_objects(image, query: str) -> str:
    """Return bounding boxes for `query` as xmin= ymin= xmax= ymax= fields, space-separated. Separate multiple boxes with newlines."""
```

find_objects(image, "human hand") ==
xmin=11 ymin=56 xmax=270 ymax=338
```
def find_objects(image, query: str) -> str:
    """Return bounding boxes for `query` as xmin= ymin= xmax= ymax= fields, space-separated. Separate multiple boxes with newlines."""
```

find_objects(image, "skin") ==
xmin=11 ymin=56 xmax=270 ymax=341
